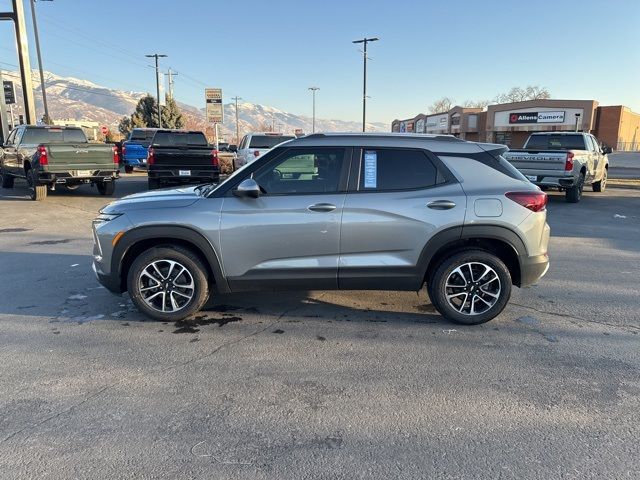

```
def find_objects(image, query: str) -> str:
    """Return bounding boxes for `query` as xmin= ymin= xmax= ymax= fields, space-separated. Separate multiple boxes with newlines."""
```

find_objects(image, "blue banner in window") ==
xmin=364 ymin=151 xmax=377 ymax=188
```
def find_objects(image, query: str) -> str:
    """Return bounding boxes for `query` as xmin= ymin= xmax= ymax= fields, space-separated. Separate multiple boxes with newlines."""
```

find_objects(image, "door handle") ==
xmin=308 ymin=203 xmax=337 ymax=212
xmin=427 ymin=200 xmax=456 ymax=210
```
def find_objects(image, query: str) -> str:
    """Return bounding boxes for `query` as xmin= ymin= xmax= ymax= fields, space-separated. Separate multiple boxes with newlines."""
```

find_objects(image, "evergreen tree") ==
xmin=161 ymin=97 xmax=185 ymax=129
xmin=131 ymin=95 xmax=159 ymax=128
xmin=118 ymin=116 xmax=132 ymax=136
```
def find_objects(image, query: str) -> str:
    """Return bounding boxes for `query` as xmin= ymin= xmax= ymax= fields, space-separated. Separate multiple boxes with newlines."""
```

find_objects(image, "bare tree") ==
xmin=494 ymin=85 xmax=551 ymax=104
xmin=428 ymin=97 xmax=454 ymax=114
xmin=462 ymin=99 xmax=490 ymax=109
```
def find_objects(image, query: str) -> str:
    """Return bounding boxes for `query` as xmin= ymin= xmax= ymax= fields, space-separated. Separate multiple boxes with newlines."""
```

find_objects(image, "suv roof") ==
xmin=304 ymin=132 xmax=463 ymax=142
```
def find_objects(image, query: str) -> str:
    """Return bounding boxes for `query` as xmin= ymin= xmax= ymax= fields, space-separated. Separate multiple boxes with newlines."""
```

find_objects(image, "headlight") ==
xmin=93 ymin=213 xmax=122 ymax=224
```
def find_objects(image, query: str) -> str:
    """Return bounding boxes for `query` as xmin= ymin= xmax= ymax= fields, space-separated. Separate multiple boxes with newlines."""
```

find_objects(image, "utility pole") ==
xmin=352 ymin=37 xmax=379 ymax=132
xmin=30 ymin=0 xmax=50 ymax=123
xmin=164 ymin=68 xmax=177 ymax=100
xmin=308 ymin=87 xmax=319 ymax=133
xmin=1 ymin=1 xmax=37 ymax=124
xmin=231 ymin=96 xmax=242 ymax=144
xmin=145 ymin=53 xmax=166 ymax=127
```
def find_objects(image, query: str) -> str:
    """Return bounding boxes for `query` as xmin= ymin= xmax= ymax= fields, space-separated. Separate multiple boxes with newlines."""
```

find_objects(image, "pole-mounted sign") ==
xmin=205 ymin=88 xmax=223 ymax=123
xmin=3 ymin=81 xmax=16 ymax=105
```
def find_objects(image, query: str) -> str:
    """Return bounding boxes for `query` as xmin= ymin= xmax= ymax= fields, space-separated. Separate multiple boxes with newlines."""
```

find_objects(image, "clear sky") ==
xmin=1 ymin=0 xmax=639 ymax=124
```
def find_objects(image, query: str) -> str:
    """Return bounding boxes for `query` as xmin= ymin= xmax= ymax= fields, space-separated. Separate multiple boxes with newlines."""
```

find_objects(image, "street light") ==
xmin=145 ymin=54 xmax=167 ymax=127
xmin=30 ymin=0 xmax=52 ymax=123
xmin=231 ymin=96 xmax=242 ymax=144
xmin=352 ymin=37 xmax=378 ymax=132
xmin=308 ymin=87 xmax=319 ymax=133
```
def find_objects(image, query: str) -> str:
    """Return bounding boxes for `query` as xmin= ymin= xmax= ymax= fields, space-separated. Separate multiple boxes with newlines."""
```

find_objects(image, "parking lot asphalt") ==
xmin=1 ymin=175 xmax=639 ymax=479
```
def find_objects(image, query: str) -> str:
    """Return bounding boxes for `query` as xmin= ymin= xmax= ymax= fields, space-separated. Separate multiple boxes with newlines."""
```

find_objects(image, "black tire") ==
xmin=27 ymin=169 xmax=47 ymax=201
xmin=127 ymin=246 xmax=209 ymax=322
xmin=429 ymin=250 xmax=512 ymax=325
xmin=124 ymin=165 xmax=134 ymax=174
xmin=64 ymin=184 xmax=80 ymax=191
xmin=565 ymin=173 xmax=585 ymax=203
xmin=97 ymin=180 xmax=115 ymax=196
xmin=1 ymin=170 xmax=14 ymax=188
xmin=148 ymin=178 xmax=159 ymax=190
xmin=592 ymin=168 xmax=607 ymax=192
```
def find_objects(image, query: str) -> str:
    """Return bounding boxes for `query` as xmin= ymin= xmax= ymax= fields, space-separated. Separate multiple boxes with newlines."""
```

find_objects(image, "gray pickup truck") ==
xmin=0 ymin=125 xmax=119 ymax=200
xmin=503 ymin=132 xmax=610 ymax=203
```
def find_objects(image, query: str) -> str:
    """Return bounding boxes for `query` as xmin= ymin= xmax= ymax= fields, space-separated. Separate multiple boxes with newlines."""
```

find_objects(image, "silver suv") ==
xmin=93 ymin=133 xmax=550 ymax=325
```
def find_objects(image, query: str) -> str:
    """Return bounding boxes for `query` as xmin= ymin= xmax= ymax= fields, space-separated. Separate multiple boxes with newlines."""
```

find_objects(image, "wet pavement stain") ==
xmin=272 ymin=329 xmax=285 ymax=334
xmin=317 ymin=336 xmax=326 ymax=341
xmin=121 ymin=322 xmax=130 ymax=326
xmin=28 ymin=239 xmax=73 ymax=245
xmin=16 ymin=305 xmax=37 ymax=310
xmin=189 ymin=338 xmax=200 ymax=343
xmin=172 ymin=315 xmax=242 ymax=334
xmin=0 ymin=228 xmax=32 ymax=233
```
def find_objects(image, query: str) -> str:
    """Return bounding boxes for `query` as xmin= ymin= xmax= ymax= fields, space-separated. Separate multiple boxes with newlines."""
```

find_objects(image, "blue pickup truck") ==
xmin=121 ymin=128 xmax=157 ymax=173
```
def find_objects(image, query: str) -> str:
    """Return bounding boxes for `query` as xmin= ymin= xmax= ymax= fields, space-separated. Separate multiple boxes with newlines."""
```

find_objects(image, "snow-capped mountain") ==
xmin=5 ymin=70 xmax=387 ymax=137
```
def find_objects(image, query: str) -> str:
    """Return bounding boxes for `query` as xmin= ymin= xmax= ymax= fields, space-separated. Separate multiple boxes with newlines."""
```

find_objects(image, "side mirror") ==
xmin=233 ymin=178 xmax=261 ymax=198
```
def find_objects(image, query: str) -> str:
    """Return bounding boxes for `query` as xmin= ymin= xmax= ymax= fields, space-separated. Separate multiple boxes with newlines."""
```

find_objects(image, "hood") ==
xmin=101 ymin=185 xmax=203 ymax=214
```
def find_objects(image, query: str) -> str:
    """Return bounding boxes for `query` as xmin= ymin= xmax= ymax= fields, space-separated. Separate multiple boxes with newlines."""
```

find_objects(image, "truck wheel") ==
xmin=127 ymin=246 xmax=209 ymax=322
xmin=592 ymin=168 xmax=607 ymax=192
xmin=125 ymin=165 xmax=134 ymax=174
xmin=97 ymin=181 xmax=115 ymax=195
xmin=565 ymin=173 xmax=584 ymax=203
xmin=148 ymin=178 xmax=159 ymax=190
xmin=27 ymin=170 xmax=47 ymax=201
xmin=429 ymin=250 xmax=512 ymax=325
xmin=1 ymin=170 xmax=14 ymax=188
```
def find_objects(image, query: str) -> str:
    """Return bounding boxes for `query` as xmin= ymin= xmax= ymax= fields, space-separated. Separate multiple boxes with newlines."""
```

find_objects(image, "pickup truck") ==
xmin=0 ymin=125 xmax=119 ymax=201
xmin=146 ymin=129 xmax=220 ymax=190
xmin=503 ymin=132 xmax=610 ymax=203
xmin=122 ymin=128 xmax=157 ymax=173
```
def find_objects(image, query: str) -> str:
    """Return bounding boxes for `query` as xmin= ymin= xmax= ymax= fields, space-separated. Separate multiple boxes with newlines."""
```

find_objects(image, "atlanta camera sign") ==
xmin=509 ymin=111 xmax=565 ymax=124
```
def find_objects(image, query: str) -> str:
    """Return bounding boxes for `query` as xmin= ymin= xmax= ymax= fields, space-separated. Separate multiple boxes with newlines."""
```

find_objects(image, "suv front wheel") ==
xmin=127 ymin=246 xmax=209 ymax=321
xmin=429 ymin=250 xmax=512 ymax=325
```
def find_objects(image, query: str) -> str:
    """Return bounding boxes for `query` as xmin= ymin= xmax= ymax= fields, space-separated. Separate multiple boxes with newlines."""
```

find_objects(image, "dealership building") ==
xmin=392 ymin=99 xmax=640 ymax=150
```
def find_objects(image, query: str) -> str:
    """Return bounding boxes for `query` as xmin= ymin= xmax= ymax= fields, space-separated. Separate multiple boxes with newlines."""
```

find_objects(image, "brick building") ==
xmin=393 ymin=99 xmax=640 ymax=151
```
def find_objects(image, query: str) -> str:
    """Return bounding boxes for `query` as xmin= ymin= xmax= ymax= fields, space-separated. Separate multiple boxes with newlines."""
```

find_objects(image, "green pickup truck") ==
xmin=0 ymin=125 xmax=120 ymax=200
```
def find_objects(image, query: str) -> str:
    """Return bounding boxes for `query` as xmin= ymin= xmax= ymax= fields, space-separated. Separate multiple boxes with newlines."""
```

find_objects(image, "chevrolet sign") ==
xmin=509 ymin=111 xmax=565 ymax=124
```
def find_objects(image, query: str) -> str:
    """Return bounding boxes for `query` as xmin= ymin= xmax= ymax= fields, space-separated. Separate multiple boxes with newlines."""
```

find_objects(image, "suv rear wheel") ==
xmin=127 ymin=246 xmax=209 ymax=321
xmin=429 ymin=250 xmax=512 ymax=325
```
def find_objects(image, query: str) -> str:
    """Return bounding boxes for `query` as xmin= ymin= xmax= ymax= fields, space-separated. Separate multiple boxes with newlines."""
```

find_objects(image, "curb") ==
xmin=608 ymin=180 xmax=640 ymax=190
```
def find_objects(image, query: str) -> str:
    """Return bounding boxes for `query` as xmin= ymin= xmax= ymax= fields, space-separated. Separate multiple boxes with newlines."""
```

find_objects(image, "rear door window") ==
xmin=358 ymin=148 xmax=440 ymax=191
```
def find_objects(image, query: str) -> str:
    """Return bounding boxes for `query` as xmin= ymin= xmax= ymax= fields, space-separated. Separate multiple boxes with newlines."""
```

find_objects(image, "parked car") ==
xmin=235 ymin=132 xmax=295 ymax=169
xmin=93 ymin=133 xmax=550 ymax=325
xmin=122 ymin=128 xmax=157 ymax=173
xmin=0 ymin=125 xmax=119 ymax=200
xmin=146 ymin=129 xmax=220 ymax=190
xmin=503 ymin=132 xmax=610 ymax=203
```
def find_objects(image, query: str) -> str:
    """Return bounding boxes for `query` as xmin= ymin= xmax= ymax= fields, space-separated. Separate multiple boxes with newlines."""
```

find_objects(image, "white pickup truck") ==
xmin=503 ymin=132 xmax=611 ymax=203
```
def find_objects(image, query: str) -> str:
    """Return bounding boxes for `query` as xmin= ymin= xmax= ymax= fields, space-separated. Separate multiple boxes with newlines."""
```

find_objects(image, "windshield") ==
xmin=152 ymin=131 xmax=209 ymax=147
xmin=525 ymin=134 xmax=586 ymax=150
xmin=130 ymin=129 xmax=157 ymax=141
xmin=248 ymin=135 xmax=295 ymax=149
xmin=21 ymin=128 xmax=87 ymax=144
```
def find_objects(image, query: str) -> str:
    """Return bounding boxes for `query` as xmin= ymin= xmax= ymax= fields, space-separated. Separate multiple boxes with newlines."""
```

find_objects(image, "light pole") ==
xmin=231 ymin=96 xmax=241 ymax=144
xmin=308 ymin=87 xmax=319 ymax=133
xmin=29 ymin=0 xmax=51 ymax=123
xmin=145 ymin=53 xmax=167 ymax=127
xmin=352 ymin=37 xmax=378 ymax=132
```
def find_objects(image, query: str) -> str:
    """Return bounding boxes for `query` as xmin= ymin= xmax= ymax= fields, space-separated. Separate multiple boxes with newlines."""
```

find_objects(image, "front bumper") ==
xmin=519 ymin=253 xmax=549 ymax=287
xmin=92 ymin=262 xmax=122 ymax=293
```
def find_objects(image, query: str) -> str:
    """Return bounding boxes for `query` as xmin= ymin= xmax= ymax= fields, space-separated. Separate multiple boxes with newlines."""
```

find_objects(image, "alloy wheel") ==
xmin=138 ymin=259 xmax=195 ymax=313
xmin=444 ymin=262 xmax=501 ymax=316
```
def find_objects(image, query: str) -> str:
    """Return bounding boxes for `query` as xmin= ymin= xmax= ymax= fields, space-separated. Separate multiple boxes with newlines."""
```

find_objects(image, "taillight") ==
xmin=253 ymin=150 xmax=260 ymax=157
xmin=37 ymin=145 xmax=48 ymax=166
xmin=147 ymin=147 xmax=155 ymax=165
xmin=211 ymin=149 xmax=219 ymax=167
xmin=565 ymin=152 xmax=574 ymax=171
xmin=112 ymin=146 xmax=119 ymax=165
xmin=505 ymin=191 xmax=547 ymax=212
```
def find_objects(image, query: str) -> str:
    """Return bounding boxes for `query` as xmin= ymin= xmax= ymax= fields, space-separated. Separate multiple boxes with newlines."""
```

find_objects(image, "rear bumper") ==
xmin=519 ymin=171 xmax=577 ymax=188
xmin=519 ymin=253 xmax=549 ymax=287
xmin=39 ymin=170 xmax=119 ymax=185
xmin=123 ymin=156 xmax=147 ymax=166
xmin=148 ymin=169 xmax=220 ymax=184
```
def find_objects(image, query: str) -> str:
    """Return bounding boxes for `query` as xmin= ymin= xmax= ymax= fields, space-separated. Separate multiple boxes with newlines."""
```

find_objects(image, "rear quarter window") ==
xmin=248 ymin=135 xmax=295 ymax=149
